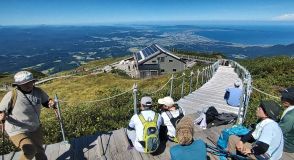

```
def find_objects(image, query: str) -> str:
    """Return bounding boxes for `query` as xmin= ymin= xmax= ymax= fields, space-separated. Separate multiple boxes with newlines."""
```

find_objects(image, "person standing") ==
xmin=0 ymin=71 xmax=55 ymax=160
xmin=279 ymin=87 xmax=294 ymax=159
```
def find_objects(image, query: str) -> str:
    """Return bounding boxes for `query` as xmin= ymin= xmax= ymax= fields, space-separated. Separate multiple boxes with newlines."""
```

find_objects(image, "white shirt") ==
xmin=253 ymin=119 xmax=284 ymax=160
xmin=128 ymin=110 xmax=162 ymax=152
xmin=161 ymin=107 xmax=185 ymax=137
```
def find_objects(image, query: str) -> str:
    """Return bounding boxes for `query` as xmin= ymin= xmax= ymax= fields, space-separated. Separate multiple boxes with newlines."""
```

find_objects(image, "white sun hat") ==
xmin=158 ymin=96 xmax=175 ymax=107
xmin=12 ymin=71 xmax=37 ymax=86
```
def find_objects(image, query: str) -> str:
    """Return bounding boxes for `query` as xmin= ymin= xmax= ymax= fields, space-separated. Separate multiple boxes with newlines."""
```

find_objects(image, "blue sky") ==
xmin=1 ymin=0 xmax=294 ymax=25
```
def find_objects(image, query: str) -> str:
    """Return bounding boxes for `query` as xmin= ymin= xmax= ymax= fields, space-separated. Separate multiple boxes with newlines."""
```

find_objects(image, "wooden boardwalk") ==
xmin=1 ymin=121 xmax=231 ymax=160
xmin=177 ymin=65 xmax=242 ymax=115
xmin=2 ymin=65 xmax=240 ymax=160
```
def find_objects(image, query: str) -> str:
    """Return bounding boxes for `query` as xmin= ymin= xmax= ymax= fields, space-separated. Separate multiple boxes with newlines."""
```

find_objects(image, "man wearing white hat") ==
xmin=0 ymin=71 xmax=55 ymax=160
xmin=158 ymin=96 xmax=185 ymax=142
xmin=224 ymin=80 xmax=242 ymax=107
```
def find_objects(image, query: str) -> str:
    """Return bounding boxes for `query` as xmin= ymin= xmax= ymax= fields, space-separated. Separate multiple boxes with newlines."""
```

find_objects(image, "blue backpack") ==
xmin=170 ymin=139 xmax=207 ymax=160
xmin=217 ymin=125 xmax=249 ymax=160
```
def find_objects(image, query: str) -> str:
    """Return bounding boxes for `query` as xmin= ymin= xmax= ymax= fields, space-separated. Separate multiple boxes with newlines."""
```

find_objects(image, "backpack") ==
xmin=205 ymin=106 xmax=218 ymax=125
xmin=207 ymin=113 xmax=238 ymax=128
xmin=138 ymin=113 xmax=160 ymax=153
xmin=166 ymin=107 xmax=184 ymax=129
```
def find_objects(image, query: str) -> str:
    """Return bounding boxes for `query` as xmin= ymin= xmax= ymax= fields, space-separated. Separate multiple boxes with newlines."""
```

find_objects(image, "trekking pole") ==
xmin=54 ymin=94 xmax=67 ymax=143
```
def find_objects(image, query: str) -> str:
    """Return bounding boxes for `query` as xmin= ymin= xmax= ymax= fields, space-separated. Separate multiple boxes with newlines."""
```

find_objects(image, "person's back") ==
xmin=127 ymin=96 xmax=162 ymax=153
xmin=158 ymin=97 xmax=185 ymax=142
xmin=279 ymin=87 xmax=294 ymax=153
xmin=225 ymin=81 xmax=242 ymax=107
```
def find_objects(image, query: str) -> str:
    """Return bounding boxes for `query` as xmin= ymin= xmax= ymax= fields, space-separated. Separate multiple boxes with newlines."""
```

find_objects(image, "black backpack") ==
xmin=207 ymin=113 xmax=237 ymax=128
xmin=205 ymin=106 xmax=219 ymax=125
xmin=166 ymin=107 xmax=184 ymax=129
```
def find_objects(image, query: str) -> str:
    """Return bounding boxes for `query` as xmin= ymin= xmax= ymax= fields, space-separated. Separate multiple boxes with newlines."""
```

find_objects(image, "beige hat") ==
xmin=12 ymin=71 xmax=37 ymax=86
xmin=158 ymin=96 xmax=175 ymax=107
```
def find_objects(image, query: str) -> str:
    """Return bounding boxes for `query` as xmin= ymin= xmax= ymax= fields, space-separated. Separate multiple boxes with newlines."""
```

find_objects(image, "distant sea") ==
xmin=0 ymin=24 xmax=293 ymax=73
xmin=194 ymin=25 xmax=294 ymax=45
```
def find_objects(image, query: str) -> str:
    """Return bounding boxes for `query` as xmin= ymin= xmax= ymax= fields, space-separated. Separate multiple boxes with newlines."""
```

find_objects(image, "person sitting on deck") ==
xmin=127 ymin=96 xmax=163 ymax=153
xmin=158 ymin=96 xmax=185 ymax=143
xmin=224 ymin=80 xmax=242 ymax=107
xmin=279 ymin=87 xmax=294 ymax=159
xmin=228 ymin=100 xmax=284 ymax=160
xmin=170 ymin=116 xmax=208 ymax=160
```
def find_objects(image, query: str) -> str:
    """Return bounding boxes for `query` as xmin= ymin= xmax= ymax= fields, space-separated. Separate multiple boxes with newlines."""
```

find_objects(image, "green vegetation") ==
xmin=2 ymin=53 xmax=291 ymax=155
xmin=0 ymin=55 xmax=207 ymax=154
xmin=238 ymin=56 xmax=294 ymax=125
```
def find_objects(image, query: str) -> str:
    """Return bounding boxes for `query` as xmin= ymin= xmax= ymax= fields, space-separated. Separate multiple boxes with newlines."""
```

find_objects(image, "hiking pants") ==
xmin=10 ymin=127 xmax=47 ymax=160
xmin=282 ymin=152 xmax=294 ymax=160
xmin=228 ymin=135 xmax=256 ymax=160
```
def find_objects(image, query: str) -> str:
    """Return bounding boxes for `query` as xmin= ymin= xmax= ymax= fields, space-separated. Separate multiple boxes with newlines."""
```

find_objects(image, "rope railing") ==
xmin=252 ymin=86 xmax=280 ymax=99
xmin=228 ymin=59 xmax=252 ymax=124
xmin=58 ymin=87 xmax=133 ymax=104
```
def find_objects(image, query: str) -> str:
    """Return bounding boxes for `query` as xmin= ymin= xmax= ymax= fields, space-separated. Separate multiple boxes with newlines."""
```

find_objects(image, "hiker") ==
xmin=224 ymin=80 xmax=242 ymax=107
xmin=170 ymin=117 xmax=208 ymax=160
xmin=228 ymin=100 xmax=284 ymax=160
xmin=127 ymin=96 xmax=162 ymax=153
xmin=158 ymin=96 xmax=185 ymax=142
xmin=279 ymin=87 xmax=294 ymax=159
xmin=0 ymin=71 xmax=56 ymax=160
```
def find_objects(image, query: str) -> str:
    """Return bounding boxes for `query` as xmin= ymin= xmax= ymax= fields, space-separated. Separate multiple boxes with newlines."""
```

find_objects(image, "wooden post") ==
xmin=133 ymin=83 xmax=138 ymax=114
xmin=169 ymin=74 xmax=174 ymax=97
xmin=196 ymin=69 xmax=200 ymax=89
xmin=181 ymin=73 xmax=185 ymax=98
xmin=189 ymin=71 xmax=194 ymax=93
xmin=54 ymin=94 xmax=67 ymax=143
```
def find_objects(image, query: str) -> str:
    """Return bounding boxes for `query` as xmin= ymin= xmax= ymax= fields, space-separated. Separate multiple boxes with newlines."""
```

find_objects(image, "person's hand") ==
xmin=236 ymin=141 xmax=244 ymax=151
xmin=0 ymin=111 xmax=6 ymax=122
xmin=241 ymin=147 xmax=251 ymax=156
xmin=48 ymin=99 xmax=56 ymax=109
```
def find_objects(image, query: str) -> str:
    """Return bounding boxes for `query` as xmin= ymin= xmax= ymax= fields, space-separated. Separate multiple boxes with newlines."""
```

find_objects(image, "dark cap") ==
xmin=281 ymin=87 xmax=294 ymax=102
xmin=260 ymin=100 xmax=281 ymax=121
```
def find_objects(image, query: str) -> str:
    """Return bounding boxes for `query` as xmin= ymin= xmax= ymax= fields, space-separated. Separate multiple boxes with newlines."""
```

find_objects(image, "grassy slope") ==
xmin=238 ymin=56 xmax=294 ymax=125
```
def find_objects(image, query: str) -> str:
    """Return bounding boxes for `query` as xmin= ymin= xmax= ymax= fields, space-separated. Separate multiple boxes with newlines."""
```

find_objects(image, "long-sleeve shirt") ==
xmin=279 ymin=106 xmax=294 ymax=153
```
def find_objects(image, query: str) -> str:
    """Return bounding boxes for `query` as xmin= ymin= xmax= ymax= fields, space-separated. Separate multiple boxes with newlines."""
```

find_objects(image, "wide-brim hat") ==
xmin=158 ymin=96 xmax=175 ymax=107
xmin=260 ymin=100 xmax=281 ymax=121
xmin=12 ymin=71 xmax=38 ymax=86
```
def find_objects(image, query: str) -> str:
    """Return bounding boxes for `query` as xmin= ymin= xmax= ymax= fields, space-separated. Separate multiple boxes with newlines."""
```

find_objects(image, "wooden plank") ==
xmin=87 ymin=133 xmax=103 ymax=160
xmin=112 ymin=128 xmax=129 ymax=154
xmin=45 ymin=143 xmax=60 ymax=160
xmin=130 ymin=149 xmax=143 ymax=160
xmin=56 ymin=141 xmax=72 ymax=160
xmin=100 ymin=131 xmax=116 ymax=159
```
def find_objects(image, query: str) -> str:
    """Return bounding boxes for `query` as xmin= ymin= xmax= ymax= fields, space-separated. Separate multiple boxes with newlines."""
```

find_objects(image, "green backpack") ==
xmin=138 ymin=113 xmax=160 ymax=153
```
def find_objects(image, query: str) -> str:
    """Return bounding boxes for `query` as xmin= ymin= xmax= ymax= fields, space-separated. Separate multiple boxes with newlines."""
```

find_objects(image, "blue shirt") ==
xmin=225 ymin=87 xmax=242 ymax=107
xmin=170 ymin=139 xmax=206 ymax=160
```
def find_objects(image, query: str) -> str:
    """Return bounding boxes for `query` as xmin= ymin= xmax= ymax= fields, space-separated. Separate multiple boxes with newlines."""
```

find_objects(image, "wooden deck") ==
xmin=177 ymin=65 xmax=242 ymax=115
xmin=1 ymin=119 xmax=231 ymax=160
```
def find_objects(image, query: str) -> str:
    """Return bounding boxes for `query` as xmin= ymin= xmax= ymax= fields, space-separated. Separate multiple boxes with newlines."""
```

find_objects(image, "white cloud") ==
xmin=273 ymin=13 xmax=294 ymax=21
